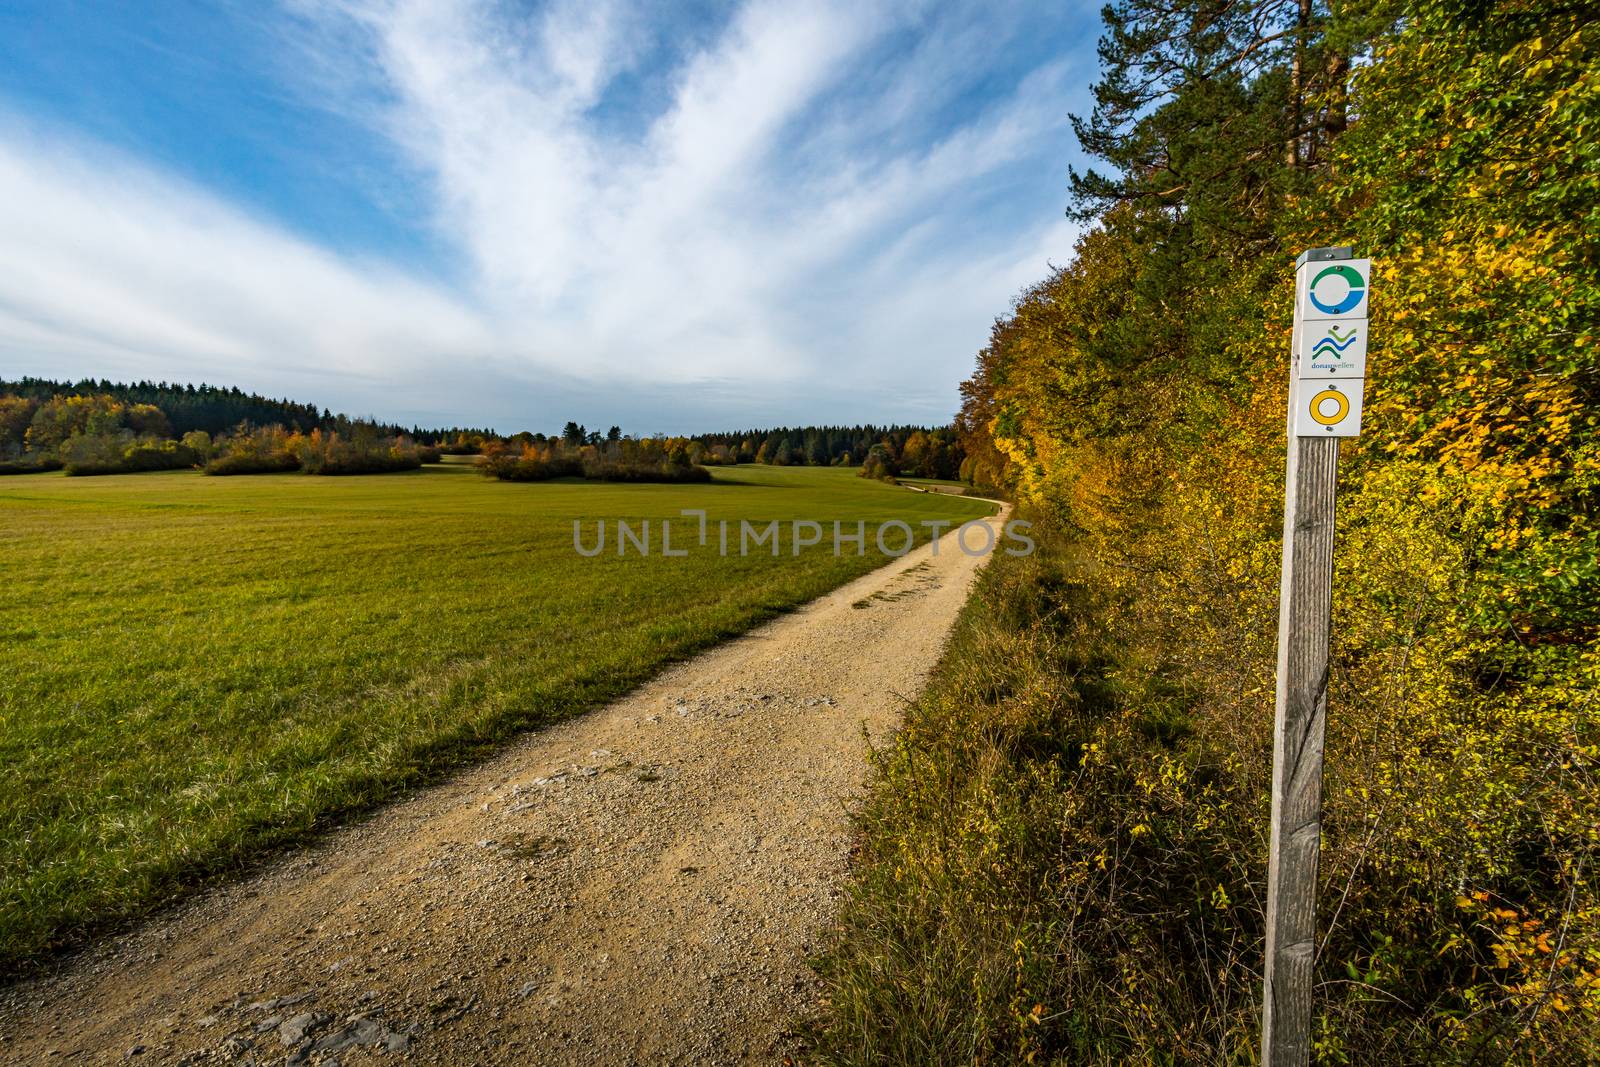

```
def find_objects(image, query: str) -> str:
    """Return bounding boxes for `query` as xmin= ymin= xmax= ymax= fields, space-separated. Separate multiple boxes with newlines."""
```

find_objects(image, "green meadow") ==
xmin=0 ymin=463 xmax=991 ymax=970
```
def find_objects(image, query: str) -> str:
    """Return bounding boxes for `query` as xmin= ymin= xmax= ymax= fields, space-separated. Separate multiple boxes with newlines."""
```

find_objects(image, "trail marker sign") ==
xmin=1261 ymin=246 xmax=1374 ymax=1066
xmin=1291 ymin=251 xmax=1371 ymax=438
xmin=1298 ymin=318 xmax=1367 ymax=377
xmin=1292 ymin=377 xmax=1365 ymax=437
xmin=1297 ymin=258 xmax=1371 ymax=320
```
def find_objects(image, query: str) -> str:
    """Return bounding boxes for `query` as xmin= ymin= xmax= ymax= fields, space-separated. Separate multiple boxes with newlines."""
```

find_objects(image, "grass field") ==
xmin=895 ymin=477 xmax=967 ymax=488
xmin=0 ymin=463 xmax=992 ymax=972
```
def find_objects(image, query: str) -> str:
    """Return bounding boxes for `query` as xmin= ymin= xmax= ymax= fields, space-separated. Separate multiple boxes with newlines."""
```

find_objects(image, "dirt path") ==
xmin=0 ymin=509 xmax=1006 ymax=1066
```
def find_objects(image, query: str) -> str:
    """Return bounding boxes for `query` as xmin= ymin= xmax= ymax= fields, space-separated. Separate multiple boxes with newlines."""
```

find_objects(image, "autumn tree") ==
xmin=916 ymin=0 xmax=1600 ymax=1058
xmin=0 ymin=396 xmax=36 ymax=455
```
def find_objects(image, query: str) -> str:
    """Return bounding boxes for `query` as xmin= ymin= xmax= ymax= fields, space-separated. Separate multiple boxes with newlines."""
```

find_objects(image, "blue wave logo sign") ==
xmin=1308 ymin=264 xmax=1366 ymax=315
xmin=1311 ymin=324 xmax=1358 ymax=360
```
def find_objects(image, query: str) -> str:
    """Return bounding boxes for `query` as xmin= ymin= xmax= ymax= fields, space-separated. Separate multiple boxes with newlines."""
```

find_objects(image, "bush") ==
xmin=858 ymin=443 xmax=898 ymax=482
xmin=290 ymin=430 xmax=422 ymax=475
xmin=0 ymin=455 xmax=62 ymax=475
xmin=204 ymin=451 xmax=301 ymax=476
xmin=820 ymin=512 xmax=1598 ymax=1062
xmin=179 ymin=430 xmax=214 ymax=463
xmin=858 ymin=455 xmax=897 ymax=482
xmin=481 ymin=438 xmax=711 ymax=483
xmin=903 ymin=3 xmax=1600 ymax=1059
xmin=204 ymin=427 xmax=425 ymax=476
xmin=581 ymin=458 xmax=711 ymax=483
xmin=62 ymin=436 xmax=199 ymax=476
xmin=203 ymin=425 xmax=299 ymax=476
xmin=479 ymin=453 xmax=582 ymax=481
xmin=296 ymin=446 xmax=421 ymax=476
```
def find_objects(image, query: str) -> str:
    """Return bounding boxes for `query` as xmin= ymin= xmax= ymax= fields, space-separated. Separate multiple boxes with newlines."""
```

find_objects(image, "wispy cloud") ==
xmin=1 ymin=0 xmax=1091 ymax=430
xmin=0 ymin=116 xmax=495 ymax=383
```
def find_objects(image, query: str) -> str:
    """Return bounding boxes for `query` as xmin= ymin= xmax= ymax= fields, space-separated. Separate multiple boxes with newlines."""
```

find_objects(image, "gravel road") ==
xmin=0 ymin=508 xmax=1005 ymax=1066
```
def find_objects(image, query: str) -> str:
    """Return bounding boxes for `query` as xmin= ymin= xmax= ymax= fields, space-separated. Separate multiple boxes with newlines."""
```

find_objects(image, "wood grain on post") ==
xmin=1261 ymin=434 xmax=1339 ymax=1065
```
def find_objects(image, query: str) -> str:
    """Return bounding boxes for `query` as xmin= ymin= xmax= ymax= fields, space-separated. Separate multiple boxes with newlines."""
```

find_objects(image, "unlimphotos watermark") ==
xmin=571 ymin=510 xmax=1033 ymax=558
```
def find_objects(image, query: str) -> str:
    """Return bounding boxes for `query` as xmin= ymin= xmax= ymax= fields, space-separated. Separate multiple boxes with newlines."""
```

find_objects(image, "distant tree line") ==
xmin=1 ymin=378 xmax=325 ymax=436
xmin=0 ymin=387 xmax=437 ymax=477
xmin=386 ymin=422 xmax=966 ymax=481
xmin=2 ymin=378 xmax=965 ymax=482
xmin=0 ymin=377 xmax=466 ymax=441
xmin=691 ymin=425 xmax=962 ymax=478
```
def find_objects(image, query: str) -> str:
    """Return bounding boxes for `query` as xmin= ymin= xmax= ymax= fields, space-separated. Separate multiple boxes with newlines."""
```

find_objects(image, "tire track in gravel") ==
xmin=0 ymin=507 xmax=1007 ymax=1066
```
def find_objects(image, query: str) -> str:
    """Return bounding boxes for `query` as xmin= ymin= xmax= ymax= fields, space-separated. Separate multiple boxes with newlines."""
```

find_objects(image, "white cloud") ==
xmin=0 ymin=118 xmax=497 ymax=389
xmin=1 ymin=0 xmax=1090 ymax=430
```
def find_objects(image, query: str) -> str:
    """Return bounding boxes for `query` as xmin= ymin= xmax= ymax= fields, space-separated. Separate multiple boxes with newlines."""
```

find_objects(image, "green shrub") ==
xmin=289 ymin=429 xmax=422 ymax=475
xmin=581 ymin=458 xmax=712 ymax=483
xmin=858 ymin=443 xmax=898 ymax=482
xmin=0 ymin=455 xmax=62 ymax=475
xmin=203 ymin=427 xmax=425 ymax=476
xmin=295 ymin=445 xmax=421 ymax=475
xmin=480 ymin=438 xmax=712 ymax=483
xmin=479 ymin=452 xmax=582 ymax=481
xmin=62 ymin=436 xmax=199 ymax=476
xmin=204 ymin=451 xmax=301 ymax=476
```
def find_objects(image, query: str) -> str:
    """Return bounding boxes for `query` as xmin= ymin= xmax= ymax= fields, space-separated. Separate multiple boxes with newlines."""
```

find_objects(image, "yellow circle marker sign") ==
xmin=1292 ymin=378 xmax=1363 ymax=436
xmin=1309 ymin=388 xmax=1348 ymax=426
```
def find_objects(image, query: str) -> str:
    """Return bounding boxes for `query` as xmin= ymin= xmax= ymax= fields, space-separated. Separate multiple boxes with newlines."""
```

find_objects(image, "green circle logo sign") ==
xmin=1308 ymin=264 xmax=1365 ymax=315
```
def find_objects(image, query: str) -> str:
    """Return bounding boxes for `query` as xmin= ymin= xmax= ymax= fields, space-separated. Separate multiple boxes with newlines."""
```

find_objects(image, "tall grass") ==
xmin=816 ymin=513 xmax=1597 ymax=1064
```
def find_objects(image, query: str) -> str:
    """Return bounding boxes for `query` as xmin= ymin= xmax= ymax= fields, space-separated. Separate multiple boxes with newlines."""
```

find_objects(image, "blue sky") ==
xmin=0 ymin=0 xmax=1099 ymax=433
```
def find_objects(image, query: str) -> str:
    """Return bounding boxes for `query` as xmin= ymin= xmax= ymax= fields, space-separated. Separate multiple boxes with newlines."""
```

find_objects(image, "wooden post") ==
xmin=1262 ymin=246 xmax=1369 ymax=1064
xmin=1261 ymin=434 xmax=1338 ymax=1064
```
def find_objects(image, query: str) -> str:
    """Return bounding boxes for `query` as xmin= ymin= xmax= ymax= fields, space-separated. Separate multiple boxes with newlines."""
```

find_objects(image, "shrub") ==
xmin=204 ymin=425 xmax=300 ymax=475
xmin=61 ymin=436 xmax=199 ymax=476
xmin=204 ymin=451 xmax=301 ymax=476
xmin=292 ymin=432 xmax=422 ymax=475
xmin=582 ymin=459 xmax=712 ymax=483
xmin=479 ymin=452 xmax=582 ymax=482
xmin=179 ymin=430 xmax=214 ymax=463
xmin=857 ymin=442 xmax=899 ymax=482
xmin=0 ymin=455 xmax=62 ymax=475
xmin=858 ymin=456 xmax=896 ymax=482
xmin=204 ymin=427 xmax=424 ymax=476
xmin=820 ymin=510 xmax=1599 ymax=1062
xmin=481 ymin=438 xmax=712 ymax=483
